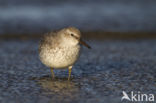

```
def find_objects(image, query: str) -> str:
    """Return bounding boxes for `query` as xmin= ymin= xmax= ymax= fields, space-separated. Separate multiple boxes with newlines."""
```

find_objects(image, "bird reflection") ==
xmin=35 ymin=75 xmax=79 ymax=95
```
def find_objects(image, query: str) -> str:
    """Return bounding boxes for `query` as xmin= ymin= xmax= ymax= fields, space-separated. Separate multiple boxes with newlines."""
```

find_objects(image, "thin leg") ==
xmin=68 ymin=66 xmax=72 ymax=81
xmin=50 ymin=68 xmax=55 ymax=79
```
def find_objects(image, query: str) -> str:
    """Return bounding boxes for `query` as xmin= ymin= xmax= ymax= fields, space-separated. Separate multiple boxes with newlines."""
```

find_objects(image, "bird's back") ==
xmin=39 ymin=31 xmax=60 ymax=52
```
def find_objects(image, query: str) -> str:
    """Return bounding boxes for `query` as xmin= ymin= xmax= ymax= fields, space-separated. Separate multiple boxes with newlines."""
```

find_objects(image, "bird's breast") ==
xmin=39 ymin=45 xmax=80 ymax=68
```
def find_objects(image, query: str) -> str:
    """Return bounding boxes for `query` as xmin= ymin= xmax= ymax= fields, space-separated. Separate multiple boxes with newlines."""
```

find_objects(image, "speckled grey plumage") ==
xmin=39 ymin=27 xmax=81 ymax=69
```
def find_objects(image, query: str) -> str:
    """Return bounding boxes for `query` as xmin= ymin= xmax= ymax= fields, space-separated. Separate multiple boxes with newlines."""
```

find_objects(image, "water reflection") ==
xmin=36 ymin=75 xmax=79 ymax=95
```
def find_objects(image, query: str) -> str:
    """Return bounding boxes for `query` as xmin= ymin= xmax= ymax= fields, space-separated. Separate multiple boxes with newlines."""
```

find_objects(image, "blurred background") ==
xmin=0 ymin=0 xmax=156 ymax=35
xmin=0 ymin=0 xmax=156 ymax=103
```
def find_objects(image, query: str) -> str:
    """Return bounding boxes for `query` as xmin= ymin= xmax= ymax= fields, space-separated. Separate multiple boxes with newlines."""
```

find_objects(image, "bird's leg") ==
xmin=50 ymin=68 xmax=55 ymax=79
xmin=68 ymin=66 xmax=72 ymax=81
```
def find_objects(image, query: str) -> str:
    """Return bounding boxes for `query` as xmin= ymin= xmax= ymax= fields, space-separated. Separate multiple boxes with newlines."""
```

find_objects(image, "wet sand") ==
xmin=0 ymin=39 xmax=155 ymax=103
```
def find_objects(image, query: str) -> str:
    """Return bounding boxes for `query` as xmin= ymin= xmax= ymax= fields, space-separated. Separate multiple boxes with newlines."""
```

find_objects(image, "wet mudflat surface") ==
xmin=0 ymin=39 xmax=156 ymax=103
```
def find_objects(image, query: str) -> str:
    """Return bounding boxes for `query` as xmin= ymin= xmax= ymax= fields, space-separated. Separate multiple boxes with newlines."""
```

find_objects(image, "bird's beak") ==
xmin=79 ymin=39 xmax=91 ymax=49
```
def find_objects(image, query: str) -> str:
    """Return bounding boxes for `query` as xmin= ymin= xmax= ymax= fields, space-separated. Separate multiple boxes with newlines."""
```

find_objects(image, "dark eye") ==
xmin=71 ymin=33 xmax=74 ymax=36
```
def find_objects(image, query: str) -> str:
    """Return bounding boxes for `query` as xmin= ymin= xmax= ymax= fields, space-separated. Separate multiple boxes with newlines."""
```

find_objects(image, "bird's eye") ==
xmin=71 ymin=33 xmax=74 ymax=36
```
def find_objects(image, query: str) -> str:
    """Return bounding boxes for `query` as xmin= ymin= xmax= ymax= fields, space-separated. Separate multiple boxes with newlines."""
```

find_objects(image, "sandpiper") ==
xmin=39 ymin=27 xmax=91 ymax=80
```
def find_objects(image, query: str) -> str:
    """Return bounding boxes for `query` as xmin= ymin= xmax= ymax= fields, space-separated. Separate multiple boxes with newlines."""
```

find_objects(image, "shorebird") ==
xmin=39 ymin=27 xmax=91 ymax=80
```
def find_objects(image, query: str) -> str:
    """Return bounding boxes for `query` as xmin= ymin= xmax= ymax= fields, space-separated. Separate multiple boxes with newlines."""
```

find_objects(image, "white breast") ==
xmin=39 ymin=45 xmax=80 ymax=69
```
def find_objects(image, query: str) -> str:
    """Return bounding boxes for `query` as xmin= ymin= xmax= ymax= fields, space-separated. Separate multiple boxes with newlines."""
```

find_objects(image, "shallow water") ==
xmin=0 ymin=40 xmax=155 ymax=103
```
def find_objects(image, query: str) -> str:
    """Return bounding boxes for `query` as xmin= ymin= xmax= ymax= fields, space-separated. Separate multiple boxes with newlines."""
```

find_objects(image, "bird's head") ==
xmin=59 ymin=27 xmax=91 ymax=49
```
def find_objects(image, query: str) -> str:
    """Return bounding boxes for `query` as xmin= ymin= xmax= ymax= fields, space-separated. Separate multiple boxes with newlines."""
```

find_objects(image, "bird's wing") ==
xmin=39 ymin=31 xmax=61 ymax=51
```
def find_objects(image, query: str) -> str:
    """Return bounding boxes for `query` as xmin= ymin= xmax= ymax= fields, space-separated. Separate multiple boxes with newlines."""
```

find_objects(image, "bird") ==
xmin=39 ymin=27 xmax=91 ymax=80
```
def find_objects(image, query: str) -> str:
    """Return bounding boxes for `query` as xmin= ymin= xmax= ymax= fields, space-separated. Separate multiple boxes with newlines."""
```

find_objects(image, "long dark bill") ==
xmin=79 ymin=39 xmax=91 ymax=49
